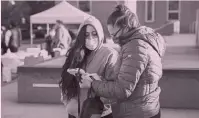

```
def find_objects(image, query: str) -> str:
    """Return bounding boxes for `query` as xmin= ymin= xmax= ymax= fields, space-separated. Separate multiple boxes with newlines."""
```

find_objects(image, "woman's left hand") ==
xmin=88 ymin=73 xmax=101 ymax=81
xmin=79 ymin=74 xmax=93 ymax=88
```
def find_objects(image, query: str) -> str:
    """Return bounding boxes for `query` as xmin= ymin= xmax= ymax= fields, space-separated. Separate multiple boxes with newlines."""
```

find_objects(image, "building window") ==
xmin=145 ymin=0 xmax=155 ymax=22
xmin=167 ymin=0 xmax=180 ymax=21
xmin=78 ymin=0 xmax=91 ymax=13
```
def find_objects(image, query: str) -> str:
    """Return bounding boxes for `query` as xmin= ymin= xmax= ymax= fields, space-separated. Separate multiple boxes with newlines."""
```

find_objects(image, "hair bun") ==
xmin=115 ymin=4 xmax=128 ymax=13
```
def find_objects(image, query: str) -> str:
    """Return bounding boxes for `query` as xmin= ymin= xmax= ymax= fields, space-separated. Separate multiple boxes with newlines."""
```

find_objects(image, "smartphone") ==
xmin=88 ymin=76 xmax=94 ymax=80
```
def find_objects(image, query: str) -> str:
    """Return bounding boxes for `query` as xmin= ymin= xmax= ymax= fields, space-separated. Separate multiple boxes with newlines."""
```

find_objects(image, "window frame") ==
xmin=145 ymin=0 xmax=155 ymax=23
xmin=167 ymin=0 xmax=181 ymax=21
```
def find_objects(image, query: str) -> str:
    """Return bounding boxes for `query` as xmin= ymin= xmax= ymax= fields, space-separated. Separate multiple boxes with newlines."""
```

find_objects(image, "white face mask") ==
xmin=85 ymin=25 xmax=99 ymax=50
xmin=85 ymin=38 xmax=98 ymax=50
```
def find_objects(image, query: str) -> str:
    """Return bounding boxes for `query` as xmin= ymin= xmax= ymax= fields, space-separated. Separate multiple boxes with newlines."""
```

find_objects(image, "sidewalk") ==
xmin=2 ymin=82 xmax=199 ymax=118
xmin=164 ymin=34 xmax=196 ymax=47
xmin=163 ymin=34 xmax=199 ymax=69
xmin=163 ymin=46 xmax=199 ymax=69
xmin=1 ymin=82 xmax=68 ymax=118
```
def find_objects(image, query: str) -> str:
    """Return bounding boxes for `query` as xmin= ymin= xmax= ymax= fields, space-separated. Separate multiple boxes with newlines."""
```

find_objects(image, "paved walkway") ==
xmin=1 ymin=82 xmax=199 ymax=118
xmin=1 ymin=82 xmax=68 ymax=118
xmin=164 ymin=34 xmax=196 ymax=47
xmin=163 ymin=46 xmax=199 ymax=69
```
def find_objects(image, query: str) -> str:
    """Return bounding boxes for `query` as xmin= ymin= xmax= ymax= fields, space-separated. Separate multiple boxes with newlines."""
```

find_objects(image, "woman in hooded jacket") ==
xmin=80 ymin=5 xmax=166 ymax=118
xmin=59 ymin=16 xmax=119 ymax=118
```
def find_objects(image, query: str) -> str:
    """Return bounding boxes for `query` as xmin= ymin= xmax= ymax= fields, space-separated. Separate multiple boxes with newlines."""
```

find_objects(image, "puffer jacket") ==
xmin=91 ymin=26 xmax=166 ymax=118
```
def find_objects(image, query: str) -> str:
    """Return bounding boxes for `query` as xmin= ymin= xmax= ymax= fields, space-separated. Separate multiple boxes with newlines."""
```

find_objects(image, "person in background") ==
xmin=80 ymin=4 xmax=166 ymax=118
xmin=1 ymin=26 xmax=7 ymax=80
xmin=5 ymin=21 xmax=22 ymax=53
xmin=54 ymin=20 xmax=72 ymax=51
xmin=45 ymin=26 xmax=76 ymax=57
xmin=59 ymin=16 xmax=119 ymax=118
xmin=1 ymin=26 xmax=8 ymax=55
xmin=45 ymin=27 xmax=56 ymax=56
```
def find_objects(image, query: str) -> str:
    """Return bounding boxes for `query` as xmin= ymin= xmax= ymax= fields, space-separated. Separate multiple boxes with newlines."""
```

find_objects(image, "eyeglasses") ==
xmin=110 ymin=28 xmax=122 ymax=38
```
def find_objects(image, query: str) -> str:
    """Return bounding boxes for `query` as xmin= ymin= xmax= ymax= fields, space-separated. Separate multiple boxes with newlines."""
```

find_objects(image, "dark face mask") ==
xmin=111 ymin=28 xmax=123 ymax=44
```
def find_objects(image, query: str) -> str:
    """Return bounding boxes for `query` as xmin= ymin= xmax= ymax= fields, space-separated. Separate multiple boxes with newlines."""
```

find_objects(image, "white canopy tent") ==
xmin=29 ymin=1 xmax=91 ymax=45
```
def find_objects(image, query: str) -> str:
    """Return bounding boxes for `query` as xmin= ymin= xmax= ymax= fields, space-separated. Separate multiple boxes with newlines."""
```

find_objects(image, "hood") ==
xmin=77 ymin=16 xmax=104 ymax=50
xmin=119 ymin=26 xmax=166 ymax=58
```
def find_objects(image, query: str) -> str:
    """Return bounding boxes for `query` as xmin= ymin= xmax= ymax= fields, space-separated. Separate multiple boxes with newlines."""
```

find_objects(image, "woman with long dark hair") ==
xmin=59 ymin=16 xmax=118 ymax=118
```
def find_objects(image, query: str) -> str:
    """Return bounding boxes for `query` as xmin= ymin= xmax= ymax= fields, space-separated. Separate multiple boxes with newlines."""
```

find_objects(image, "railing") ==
xmin=155 ymin=21 xmax=174 ymax=36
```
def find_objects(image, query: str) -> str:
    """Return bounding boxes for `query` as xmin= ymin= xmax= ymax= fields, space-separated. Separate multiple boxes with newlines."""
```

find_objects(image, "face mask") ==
xmin=85 ymin=38 xmax=98 ymax=50
xmin=110 ymin=28 xmax=124 ymax=45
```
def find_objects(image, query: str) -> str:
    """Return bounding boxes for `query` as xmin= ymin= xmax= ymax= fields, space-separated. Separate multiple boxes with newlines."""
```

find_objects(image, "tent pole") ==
xmin=47 ymin=23 xmax=50 ymax=35
xmin=30 ymin=23 xmax=33 ymax=47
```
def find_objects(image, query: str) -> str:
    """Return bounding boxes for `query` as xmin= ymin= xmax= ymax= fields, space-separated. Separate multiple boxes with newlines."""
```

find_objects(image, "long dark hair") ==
xmin=59 ymin=25 xmax=92 ymax=100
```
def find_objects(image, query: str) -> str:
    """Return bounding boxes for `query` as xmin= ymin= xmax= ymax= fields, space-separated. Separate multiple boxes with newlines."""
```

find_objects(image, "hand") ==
xmin=79 ymin=74 xmax=93 ymax=88
xmin=67 ymin=68 xmax=78 ymax=76
xmin=67 ymin=68 xmax=86 ymax=76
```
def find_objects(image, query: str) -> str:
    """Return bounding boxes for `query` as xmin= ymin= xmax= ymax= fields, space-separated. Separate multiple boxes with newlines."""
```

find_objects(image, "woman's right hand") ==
xmin=67 ymin=68 xmax=86 ymax=76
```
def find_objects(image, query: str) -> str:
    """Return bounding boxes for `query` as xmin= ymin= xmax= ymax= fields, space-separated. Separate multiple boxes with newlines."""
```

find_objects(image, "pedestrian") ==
xmin=45 ymin=26 xmax=76 ymax=57
xmin=45 ymin=28 xmax=56 ymax=56
xmin=1 ymin=26 xmax=8 ymax=55
xmin=54 ymin=20 xmax=72 ymax=50
xmin=79 ymin=4 xmax=166 ymax=118
xmin=4 ymin=21 xmax=22 ymax=53
xmin=59 ymin=16 xmax=118 ymax=118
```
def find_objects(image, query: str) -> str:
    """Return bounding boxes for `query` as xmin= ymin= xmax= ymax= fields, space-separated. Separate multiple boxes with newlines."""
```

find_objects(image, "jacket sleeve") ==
xmin=91 ymin=41 xmax=149 ymax=100
xmin=104 ymin=50 xmax=119 ymax=81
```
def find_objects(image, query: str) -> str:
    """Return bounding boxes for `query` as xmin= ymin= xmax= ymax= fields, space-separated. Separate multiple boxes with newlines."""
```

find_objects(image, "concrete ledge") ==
xmin=18 ymin=57 xmax=199 ymax=108
xmin=18 ymin=67 xmax=62 ymax=104
xmin=160 ymin=69 xmax=199 ymax=109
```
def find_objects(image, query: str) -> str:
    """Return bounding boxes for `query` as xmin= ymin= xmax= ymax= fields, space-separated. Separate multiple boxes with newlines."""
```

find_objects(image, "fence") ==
xmin=196 ymin=9 xmax=199 ymax=48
